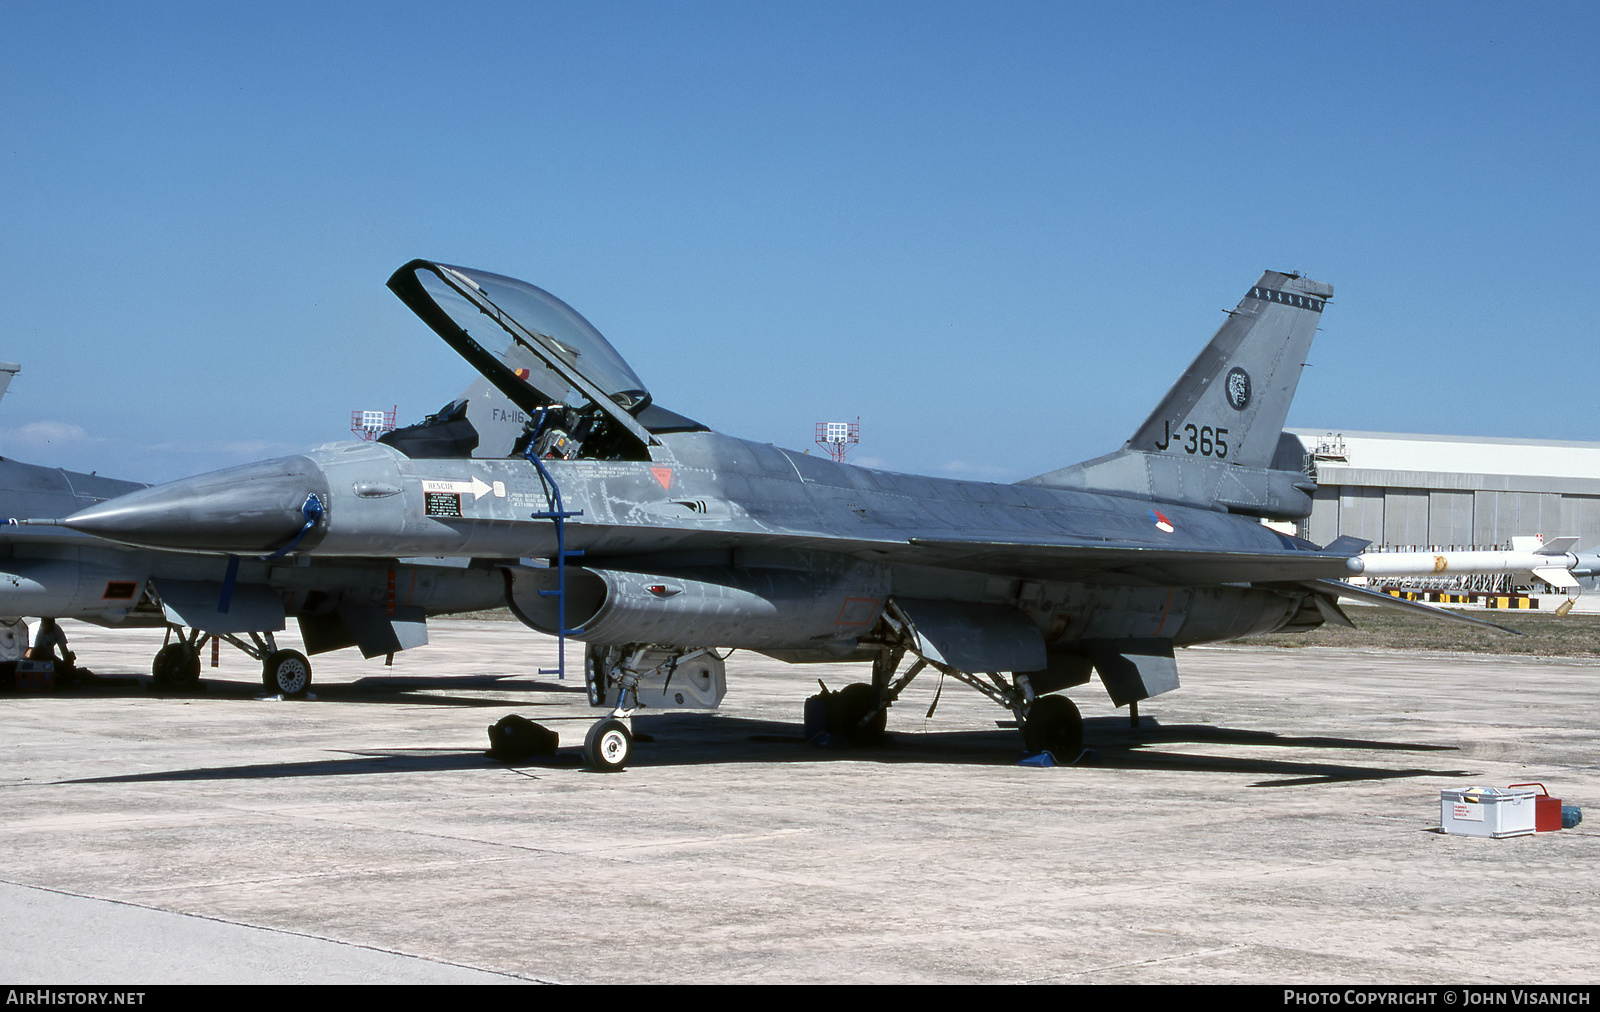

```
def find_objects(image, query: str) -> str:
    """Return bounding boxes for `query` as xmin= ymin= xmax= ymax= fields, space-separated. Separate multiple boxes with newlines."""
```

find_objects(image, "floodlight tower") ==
xmin=815 ymin=417 xmax=860 ymax=463
xmin=351 ymin=406 xmax=397 ymax=441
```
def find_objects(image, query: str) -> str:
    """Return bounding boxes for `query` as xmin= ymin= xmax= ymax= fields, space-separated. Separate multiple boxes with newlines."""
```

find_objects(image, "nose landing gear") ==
xmin=583 ymin=718 xmax=633 ymax=772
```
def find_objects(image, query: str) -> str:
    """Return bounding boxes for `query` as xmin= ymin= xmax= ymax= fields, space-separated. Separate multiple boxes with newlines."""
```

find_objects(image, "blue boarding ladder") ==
xmin=523 ymin=433 xmax=583 ymax=679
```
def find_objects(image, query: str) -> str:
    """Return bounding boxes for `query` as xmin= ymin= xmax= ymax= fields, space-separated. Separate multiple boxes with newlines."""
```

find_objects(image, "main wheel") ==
xmin=828 ymin=682 xmax=887 ymax=745
xmin=152 ymin=643 xmax=201 ymax=689
xmin=1023 ymin=694 xmax=1084 ymax=760
xmin=583 ymin=718 xmax=632 ymax=772
xmin=263 ymin=649 xmax=312 ymax=697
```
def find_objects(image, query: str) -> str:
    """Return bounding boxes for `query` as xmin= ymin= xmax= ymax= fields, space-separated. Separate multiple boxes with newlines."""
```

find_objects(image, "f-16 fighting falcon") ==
xmin=48 ymin=261 xmax=1521 ymax=770
xmin=0 ymin=361 xmax=504 ymax=694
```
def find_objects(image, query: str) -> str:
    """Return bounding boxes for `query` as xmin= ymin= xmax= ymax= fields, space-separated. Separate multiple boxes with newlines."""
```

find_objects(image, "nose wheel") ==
xmin=584 ymin=718 xmax=633 ymax=772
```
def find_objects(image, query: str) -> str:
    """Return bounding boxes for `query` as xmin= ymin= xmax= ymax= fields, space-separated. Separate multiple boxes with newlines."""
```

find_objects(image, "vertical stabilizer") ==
xmin=1127 ymin=271 xmax=1329 ymax=468
xmin=1022 ymin=272 xmax=1331 ymax=519
xmin=0 ymin=363 xmax=20 ymax=407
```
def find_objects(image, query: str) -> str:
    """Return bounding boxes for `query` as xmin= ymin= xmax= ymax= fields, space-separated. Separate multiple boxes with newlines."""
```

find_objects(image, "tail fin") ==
xmin=1022 ymin=271 xmax=1332 ymax=519
xmin=0 ymin=363 xmax=19 ymax=408
xmin=377 ymin=375 xmax=537 ymax=460
xmin=1127 ymin=271 xmax=1330 ymax=468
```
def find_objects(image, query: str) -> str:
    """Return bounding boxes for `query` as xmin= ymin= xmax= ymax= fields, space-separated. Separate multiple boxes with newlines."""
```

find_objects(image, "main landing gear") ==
xmin=151 ymin=639 xmax=202 ymax=689
xmin=1021 ymin=694 xmax=1084 ymax=759
xmin=150 ymin=625 xmax=313 ymax=697
xmin=262 ymin=648 xmax=312 ymax=696
xmin=806 ymin=660 xmax=1083 ymax=759
xmin=804 ymin=650 xmax=895 ymax=745
xmin=818 ymin=603 xmax=1087 ymax=762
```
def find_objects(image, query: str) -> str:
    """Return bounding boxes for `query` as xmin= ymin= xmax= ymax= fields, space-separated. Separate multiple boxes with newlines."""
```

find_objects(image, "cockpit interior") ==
xmin=382 ymin=260 xmax=704 ymax=462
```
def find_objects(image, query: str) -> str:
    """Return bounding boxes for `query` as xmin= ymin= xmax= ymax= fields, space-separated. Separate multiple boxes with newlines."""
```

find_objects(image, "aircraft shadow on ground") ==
xmin=38 ymin=672 xmax=586 ymax=709
xmin=626 ymin=713 xmax=1475 ymax=787
xmin=55 ymin=712 xmax=1475 ymax=789
xmin=58 ymin=749 xmax=541 ymax=785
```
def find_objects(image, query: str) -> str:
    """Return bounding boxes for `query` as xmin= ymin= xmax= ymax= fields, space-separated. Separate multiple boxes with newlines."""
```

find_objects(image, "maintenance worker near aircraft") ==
xmin=53 ymin=261 xmax=1533 ymax=770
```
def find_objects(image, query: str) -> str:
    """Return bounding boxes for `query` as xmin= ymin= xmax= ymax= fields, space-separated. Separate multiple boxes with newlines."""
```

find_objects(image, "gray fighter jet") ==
xmin=0 ymin=363 xmax=504 ymax=692
xmin=55 ymin=261 xmax=1471 ymax=769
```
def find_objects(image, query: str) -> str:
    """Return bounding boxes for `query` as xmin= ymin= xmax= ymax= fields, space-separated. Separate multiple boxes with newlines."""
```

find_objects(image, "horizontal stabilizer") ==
xmin=1324 ymin=535 xmax=1372 ymax=555
xmin=1305 ymin=579 xmax=1522 ymax=635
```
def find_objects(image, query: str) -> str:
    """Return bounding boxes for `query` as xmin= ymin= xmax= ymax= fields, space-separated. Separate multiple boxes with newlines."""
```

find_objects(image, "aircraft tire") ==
xmin=263 ymin=649 xmax=312 ymax=697
xmin=828 ymin=682 xmax=887 ymax=746
xmin=583 ymin=718 xmax=632 ymax=772
xmin=1023 ymin=694 xmax=1083 ymax=760
xmin=153 ymin=643 xmax=201 ymax=689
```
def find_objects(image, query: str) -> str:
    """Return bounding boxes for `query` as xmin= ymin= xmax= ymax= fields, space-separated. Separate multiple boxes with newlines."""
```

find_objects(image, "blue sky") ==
xmin=2 ymin=2 xmax=1596 ymax=483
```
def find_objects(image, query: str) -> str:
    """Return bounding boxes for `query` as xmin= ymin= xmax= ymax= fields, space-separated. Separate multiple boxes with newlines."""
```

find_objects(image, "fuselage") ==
xmin=0 ymin=453 xmax=504 ymax=633
xmin=59 ymin=430 xmax=1322 ymax=656
xmin=296 ymin=431 xmax=1305 ymax=561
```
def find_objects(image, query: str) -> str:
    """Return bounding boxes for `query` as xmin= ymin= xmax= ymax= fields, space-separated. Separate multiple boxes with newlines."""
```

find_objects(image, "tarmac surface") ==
xmin=3 ymin=618 xmax=1598 ymax=985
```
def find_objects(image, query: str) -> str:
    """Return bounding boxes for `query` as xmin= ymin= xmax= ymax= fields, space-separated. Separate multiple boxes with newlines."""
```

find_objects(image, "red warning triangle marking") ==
xmin=650 ymin=467 xmax=673 ymax=490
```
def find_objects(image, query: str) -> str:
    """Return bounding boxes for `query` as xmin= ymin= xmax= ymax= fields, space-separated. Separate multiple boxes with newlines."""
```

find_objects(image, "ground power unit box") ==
xmin=1441 ymin=786 xmax=1537 ymax=838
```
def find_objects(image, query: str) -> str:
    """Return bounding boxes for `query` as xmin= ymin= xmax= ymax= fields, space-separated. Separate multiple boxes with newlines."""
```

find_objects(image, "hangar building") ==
xmin=1285 ymin=429 xmax=1600 ymax=556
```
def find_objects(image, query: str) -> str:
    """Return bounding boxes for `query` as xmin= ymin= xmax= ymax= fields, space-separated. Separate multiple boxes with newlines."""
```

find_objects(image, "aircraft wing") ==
xmin=900 ymin=536 xmax=1359 ymax=585
xmin=576 ymin=521 xmax=1364 ymax=586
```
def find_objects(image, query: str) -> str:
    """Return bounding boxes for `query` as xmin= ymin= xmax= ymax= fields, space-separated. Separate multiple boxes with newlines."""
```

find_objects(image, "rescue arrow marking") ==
xmin=423 ymin=477 xmax=500 ymax=500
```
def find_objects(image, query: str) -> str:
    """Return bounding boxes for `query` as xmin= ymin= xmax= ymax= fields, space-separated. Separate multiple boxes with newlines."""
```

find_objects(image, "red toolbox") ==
xmin=1510 ymin=783 xmax=1564 ymax=832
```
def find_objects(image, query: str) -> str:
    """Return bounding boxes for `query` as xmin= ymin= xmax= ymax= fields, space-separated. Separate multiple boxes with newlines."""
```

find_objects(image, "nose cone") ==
xmin=63 ymin=455 xmax=331 ymax=553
